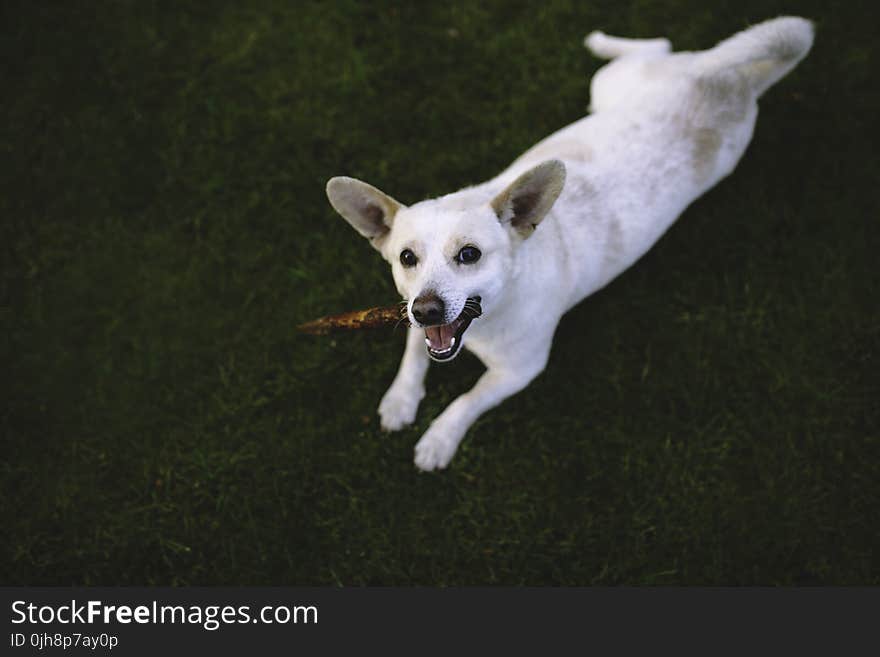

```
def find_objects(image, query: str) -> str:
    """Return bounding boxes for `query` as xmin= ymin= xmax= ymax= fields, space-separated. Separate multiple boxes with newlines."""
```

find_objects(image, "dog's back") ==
xmin=497 ymin=17 xmax=815 ymax=308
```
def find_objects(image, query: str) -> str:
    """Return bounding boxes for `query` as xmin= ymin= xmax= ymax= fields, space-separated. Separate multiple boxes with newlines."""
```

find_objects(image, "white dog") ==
xmin=326 ymin=17 xmax=814 ymax=470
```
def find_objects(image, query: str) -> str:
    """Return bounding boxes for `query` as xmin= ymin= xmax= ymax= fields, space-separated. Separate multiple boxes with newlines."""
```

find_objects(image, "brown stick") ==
xmin=296 ymin=304 xmax=407 ymax=335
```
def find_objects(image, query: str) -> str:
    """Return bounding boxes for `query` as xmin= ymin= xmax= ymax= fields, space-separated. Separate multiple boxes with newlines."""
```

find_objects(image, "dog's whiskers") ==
xmin=392 ymin=300 xmax=411 ymax=331
xmin=462 ymin=298 xmax=483 ymax=320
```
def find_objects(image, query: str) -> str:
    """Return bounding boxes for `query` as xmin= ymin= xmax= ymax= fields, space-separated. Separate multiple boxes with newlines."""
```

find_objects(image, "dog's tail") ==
xmin=698 ymin=16 xmax=814 ymax=96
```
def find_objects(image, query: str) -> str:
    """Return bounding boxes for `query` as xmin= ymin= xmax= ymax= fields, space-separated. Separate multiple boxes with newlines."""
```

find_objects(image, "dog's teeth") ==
xmin=450 ymin=337 xmax=456 ymax=347
xmin=425 ymin=338 xmax=432 ymax=347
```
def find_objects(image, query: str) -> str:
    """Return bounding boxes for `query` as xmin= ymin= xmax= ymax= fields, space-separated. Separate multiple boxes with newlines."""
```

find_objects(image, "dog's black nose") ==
xmin=411 ymin=292 xmax=445 ymax=326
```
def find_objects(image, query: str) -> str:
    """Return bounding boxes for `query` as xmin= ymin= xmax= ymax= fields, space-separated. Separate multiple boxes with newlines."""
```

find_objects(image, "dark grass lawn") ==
xmin=2 ymin=0 xmax=878 ymax=585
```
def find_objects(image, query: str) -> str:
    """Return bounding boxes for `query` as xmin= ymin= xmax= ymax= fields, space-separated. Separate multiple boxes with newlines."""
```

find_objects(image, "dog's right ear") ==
xmin=326 ymin=177 xmax=403 ymax=250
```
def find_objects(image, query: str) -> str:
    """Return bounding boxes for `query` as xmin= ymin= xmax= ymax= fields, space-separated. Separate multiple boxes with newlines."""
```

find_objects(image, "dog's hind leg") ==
xmin=584 ymin=31 xmax=674 ymax=113
xmin=584 ymin=31 xmax=671 ymax=60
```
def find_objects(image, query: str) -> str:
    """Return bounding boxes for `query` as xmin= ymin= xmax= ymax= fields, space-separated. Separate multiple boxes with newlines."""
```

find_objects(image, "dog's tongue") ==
xmin=425 ymin=324 xmax=455 ymax=351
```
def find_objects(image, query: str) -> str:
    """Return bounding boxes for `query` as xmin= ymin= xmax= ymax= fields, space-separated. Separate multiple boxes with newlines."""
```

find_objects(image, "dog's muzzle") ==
xmin=420 ymin=296 xmax=482 ymax=362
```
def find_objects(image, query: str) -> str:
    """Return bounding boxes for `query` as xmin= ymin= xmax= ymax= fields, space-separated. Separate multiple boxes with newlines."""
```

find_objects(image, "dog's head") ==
xmin=326 ymin=160 xmax=566 ymax=362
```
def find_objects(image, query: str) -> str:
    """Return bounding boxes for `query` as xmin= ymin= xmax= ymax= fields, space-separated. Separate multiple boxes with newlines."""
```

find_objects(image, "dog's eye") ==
xmin=455 ymin=246 xmax=482 ymax=265
xmin=399 ymin=249 xmax=418 ymax=268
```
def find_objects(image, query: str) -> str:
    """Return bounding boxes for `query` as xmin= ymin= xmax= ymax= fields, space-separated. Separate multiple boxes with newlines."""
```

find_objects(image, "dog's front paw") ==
xmin=414 ymin=428 xmax=460 ymax=471
xmin=378 ymin=386 xmax=422 ymax=432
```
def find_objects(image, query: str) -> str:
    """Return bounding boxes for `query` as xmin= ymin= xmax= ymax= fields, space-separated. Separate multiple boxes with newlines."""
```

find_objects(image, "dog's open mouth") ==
xmin=423 ymin=297 xmax=482 ymax=362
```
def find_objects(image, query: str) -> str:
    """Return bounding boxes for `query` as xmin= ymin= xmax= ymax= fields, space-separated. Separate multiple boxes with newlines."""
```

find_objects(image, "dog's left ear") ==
xmin=491 ymin=159 xmax=566 ymax=238
xmin=326 ymin=176 xmax=404 ymax=250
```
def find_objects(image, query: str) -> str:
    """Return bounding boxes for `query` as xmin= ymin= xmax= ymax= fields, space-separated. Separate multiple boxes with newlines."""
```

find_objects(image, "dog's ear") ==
xmin=326 ymin=177 xmax=403 ymax=250
xmin=491 ymin=160 xmax=566 ymax=238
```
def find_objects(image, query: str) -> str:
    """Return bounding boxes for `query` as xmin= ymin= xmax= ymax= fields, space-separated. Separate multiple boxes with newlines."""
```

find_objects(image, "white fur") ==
xmin=326 ymin=17 xmax=814 ymax=470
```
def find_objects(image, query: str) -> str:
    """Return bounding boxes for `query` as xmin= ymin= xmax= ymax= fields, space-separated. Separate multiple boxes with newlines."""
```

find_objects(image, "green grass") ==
xmin=2 ymin=0 xmax=877 ymax=585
